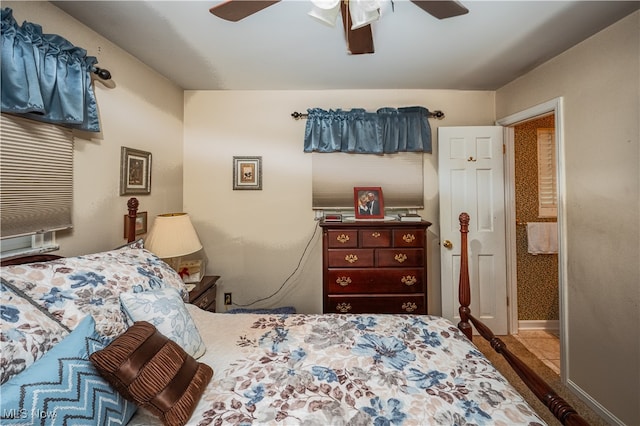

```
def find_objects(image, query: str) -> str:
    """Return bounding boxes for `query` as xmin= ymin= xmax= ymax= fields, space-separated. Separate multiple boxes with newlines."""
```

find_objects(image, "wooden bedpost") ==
xmin=458 ymin=212 xmax=473 ymax=340
xmin=458 ymin=212 xmax=589 ymax=425
xmin=126 ymin=197 xmax=139 ymax=243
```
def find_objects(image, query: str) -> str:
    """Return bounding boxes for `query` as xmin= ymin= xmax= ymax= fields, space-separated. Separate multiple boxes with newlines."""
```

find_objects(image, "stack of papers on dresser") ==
xmin=397 ymin=213 xmax=423 ymax=222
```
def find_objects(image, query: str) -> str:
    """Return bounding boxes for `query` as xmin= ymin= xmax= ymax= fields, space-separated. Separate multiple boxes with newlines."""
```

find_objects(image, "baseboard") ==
xmin=518 ymin=320 xmax=559 ymax=332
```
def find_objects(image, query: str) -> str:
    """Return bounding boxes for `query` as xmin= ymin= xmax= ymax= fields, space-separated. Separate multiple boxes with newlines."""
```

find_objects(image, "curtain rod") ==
xmin=291 ymin=110 xmax=445 ymax=120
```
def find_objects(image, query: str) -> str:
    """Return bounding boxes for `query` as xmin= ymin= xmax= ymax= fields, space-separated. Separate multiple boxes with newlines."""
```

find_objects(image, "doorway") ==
xmin=497 ymin=97 xmax=567 ymax=379
xmin=511 ymin=114 xmax=560 ymax=374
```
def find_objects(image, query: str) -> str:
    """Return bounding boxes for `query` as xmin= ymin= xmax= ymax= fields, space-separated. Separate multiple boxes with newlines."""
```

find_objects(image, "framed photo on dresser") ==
xmin=354 ymin=187 xmax=384 ymax=219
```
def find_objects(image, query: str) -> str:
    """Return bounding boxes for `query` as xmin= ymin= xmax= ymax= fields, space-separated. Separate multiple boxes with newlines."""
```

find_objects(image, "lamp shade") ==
xmin=145 ymin=213 xmax=202 ymax=259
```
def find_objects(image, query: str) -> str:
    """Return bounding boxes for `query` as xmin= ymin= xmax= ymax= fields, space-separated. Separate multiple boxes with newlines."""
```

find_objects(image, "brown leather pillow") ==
xmin=89 ymin=321 xmax=213 ymax=426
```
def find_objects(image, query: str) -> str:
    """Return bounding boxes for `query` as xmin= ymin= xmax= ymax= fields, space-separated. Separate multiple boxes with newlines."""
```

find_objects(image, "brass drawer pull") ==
xmin=402 ymin=302 xmax=417 ymax=313
xmin=336 ymin=276 xmax=352 ymax=287
xmin=394 ymin=253 xmax=408 ymax=263
xmin=336 ymin=234 xmax=350 ymax=244
xmin=401 ymin=275 xmax=417 ymax=286
xmin=403 ymin=234 xmax=416 ymax=243
xmin=345 ymin=254 xmax=358 ymax=263
xmin=371 ymin=232 xmax=381 ymax=238
xmin=336 ymin=302 xmax=352 ymax=313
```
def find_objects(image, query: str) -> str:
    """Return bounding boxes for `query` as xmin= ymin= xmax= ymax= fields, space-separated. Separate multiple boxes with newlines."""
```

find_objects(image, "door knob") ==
xmin=442 ymin=240 xmax=453 ymax=249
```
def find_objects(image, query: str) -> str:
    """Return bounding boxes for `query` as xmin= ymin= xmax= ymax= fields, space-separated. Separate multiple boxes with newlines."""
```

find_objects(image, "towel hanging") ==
xmin=527 ymin=222 xmax=558 ymax=254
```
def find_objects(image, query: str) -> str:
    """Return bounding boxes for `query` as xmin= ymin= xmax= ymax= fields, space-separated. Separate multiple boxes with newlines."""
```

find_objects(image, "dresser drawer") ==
xmin=327 ymin=230 xmax=358 ymax=248
xmin=326 ymin=295 xmax=426 ymax=314
xmin=327 ymin=269 xmax=424 ymax=293
xmin=359 ymin=229 xmax=391 ymax=247
xmin=327 ymin=249 xmax=374 ymax=267
xmin=191 ymin=285 xmax=216 ymax=311
xmin=376 ymin=248 xmax=424 ymax=267
xmin=393 ymin=229 xmax=425 ymax=247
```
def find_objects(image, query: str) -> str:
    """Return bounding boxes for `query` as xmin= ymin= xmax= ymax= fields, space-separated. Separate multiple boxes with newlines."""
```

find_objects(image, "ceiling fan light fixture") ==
xmin=348 ymin=0 xmax=380 ymax=30
xmin=308 ymin=1 xmax=341 ymax=27
xmin=310 ymin=0 xmax=341 ymax=10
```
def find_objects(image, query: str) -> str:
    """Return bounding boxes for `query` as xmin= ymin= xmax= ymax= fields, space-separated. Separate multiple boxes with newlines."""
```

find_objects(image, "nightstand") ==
xmin=187 ymin=275 xmax=220 ymax=312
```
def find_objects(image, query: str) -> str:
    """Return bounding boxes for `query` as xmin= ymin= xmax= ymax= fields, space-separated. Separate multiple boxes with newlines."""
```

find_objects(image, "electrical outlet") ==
xmin=224 ymin=292 xmax=232 ymax=305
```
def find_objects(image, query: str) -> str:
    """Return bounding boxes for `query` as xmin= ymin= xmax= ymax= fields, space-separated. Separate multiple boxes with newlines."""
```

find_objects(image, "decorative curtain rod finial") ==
xmin=93 ymin=67 xmax=112 ymax=80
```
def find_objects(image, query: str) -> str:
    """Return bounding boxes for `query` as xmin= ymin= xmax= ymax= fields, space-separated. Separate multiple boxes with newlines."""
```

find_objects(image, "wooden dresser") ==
xmin=320 ymin=220 xmax=431 ymax=314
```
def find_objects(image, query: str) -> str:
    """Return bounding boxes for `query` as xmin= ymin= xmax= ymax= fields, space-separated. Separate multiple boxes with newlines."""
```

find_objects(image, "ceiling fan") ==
xmin=209 ymin=0 xmax=468 ymax=55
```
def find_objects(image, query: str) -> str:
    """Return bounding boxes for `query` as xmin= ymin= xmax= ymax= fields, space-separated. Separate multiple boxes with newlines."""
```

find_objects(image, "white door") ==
xmin=438 ymin=126 xmax=508 ymax=335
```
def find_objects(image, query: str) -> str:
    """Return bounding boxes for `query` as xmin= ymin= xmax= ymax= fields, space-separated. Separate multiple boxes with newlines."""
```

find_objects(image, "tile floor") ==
xmin=513 ymin=330 xmax=561 ymax=374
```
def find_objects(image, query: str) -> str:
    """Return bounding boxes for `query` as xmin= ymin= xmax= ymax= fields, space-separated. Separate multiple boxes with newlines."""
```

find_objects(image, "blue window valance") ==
xmin=1 ymin=8 xmax=100 ymax=132
xmin=303 ymin=106 xmax=432 ymax=154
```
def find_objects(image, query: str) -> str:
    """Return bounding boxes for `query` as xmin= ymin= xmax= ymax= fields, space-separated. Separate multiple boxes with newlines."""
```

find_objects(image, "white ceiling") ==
xmin=52 ymin=1 xmax=639 ymax=91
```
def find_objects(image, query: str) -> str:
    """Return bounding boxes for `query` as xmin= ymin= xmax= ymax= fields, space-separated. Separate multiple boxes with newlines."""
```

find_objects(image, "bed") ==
xmin=0 ymin=198 xmax=587 ymax=426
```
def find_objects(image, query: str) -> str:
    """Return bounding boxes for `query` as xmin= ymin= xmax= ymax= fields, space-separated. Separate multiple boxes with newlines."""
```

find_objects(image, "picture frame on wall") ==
xmin=233 ymin=156 xmax=262 ymax=190
xmin=120 ymin=147 xmax=152 ymax=195
xmin=354 ymin=187 xmax=384 ymax=219
xmin=123 ymin=211 xmax=148 ymax=238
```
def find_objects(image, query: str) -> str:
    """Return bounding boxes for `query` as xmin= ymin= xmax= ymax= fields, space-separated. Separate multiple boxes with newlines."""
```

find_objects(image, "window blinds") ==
xmin=1 ymin=113 xmax=74 ymax=237
xmin=312 ymin=152 xmax=424 ymax=209
xmin=536 ymin=128 xmax=557 ymax=217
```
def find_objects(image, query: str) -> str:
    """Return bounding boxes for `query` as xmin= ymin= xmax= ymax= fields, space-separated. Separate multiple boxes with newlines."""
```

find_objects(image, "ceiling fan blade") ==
xmin=209 ymin=0 xmax=280 ymax=22
xmin=340 ymin=0 xmax=374 ymax=55
xmin=411 ymin=0 xmax=468 ymax=19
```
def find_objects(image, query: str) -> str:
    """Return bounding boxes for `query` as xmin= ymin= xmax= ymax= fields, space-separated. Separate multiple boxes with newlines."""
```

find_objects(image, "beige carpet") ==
xmin=473 ymin=335 xmax=608 ymax=426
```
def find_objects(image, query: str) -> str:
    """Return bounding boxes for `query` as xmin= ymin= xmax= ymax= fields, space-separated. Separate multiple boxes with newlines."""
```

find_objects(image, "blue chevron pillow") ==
xmin=0 ymin=315 xmax=137 ymax=425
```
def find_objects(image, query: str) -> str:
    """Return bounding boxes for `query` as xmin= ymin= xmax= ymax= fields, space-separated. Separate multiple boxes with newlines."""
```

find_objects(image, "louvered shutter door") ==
xmin=537 ymin=128 xmax=557 ymax=218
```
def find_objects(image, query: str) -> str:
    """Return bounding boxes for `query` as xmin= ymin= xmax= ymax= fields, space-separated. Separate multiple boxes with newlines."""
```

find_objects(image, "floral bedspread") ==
xmin=1 ymin=247 xmax=545 ymax=425
xmin=131 ymin=308 xmax=546 ymax=426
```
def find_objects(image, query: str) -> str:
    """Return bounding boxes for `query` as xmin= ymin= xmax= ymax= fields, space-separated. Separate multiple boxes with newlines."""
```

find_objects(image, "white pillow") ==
xmin=120 ymin=287 xmax=206 ymax=359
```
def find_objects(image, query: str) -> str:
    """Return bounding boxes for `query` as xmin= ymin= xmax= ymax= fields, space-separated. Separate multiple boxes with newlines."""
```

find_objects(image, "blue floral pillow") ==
xmin=0 ymin=315 xmax=137 ymax=425
xmin=0 ymin=279 xmax=69 ymax=384
xmin=120 ymin=287 xmax=206 ymax=358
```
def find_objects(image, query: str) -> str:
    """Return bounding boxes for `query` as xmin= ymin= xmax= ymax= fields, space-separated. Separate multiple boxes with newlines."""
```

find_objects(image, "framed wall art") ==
xmin=120 ymin=147 xmax=151 ymax=195
xmin=233 ymin=156 xmax=262 ymax=190
xmin=123 ymin=211 xmax=148 ymax=238
xmin=354 ymin=187 xmax=384 ymax=219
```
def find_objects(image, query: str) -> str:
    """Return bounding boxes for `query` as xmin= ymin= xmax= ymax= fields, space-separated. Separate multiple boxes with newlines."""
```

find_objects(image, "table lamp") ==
xmin=145 ymin=213 xmax=202 ymax=273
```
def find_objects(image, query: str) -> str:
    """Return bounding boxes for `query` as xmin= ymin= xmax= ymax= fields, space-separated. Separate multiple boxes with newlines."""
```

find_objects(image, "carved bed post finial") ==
xmin=126 ymin=197 xmax=139 ymax=243
xmin=458 ymin=212 xmax=473 ymax=340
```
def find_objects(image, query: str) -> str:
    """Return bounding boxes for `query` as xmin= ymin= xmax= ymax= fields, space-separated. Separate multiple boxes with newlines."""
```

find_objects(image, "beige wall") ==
xmin=183 ymin=90 xmax=495 ymax=314
xmin=5 ymin=2 xmax=185 ymax=256
xmin=497 ymin=11 xmax=639 ymax=425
